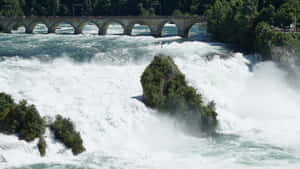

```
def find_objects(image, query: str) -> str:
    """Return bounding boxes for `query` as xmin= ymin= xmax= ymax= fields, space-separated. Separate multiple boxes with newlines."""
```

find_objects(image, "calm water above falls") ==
xmin=0 ymin=24 xmax=300 ymax=169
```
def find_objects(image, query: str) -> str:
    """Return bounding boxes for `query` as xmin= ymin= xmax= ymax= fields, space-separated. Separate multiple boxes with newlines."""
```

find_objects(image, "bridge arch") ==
xmin=128 ymin=21 xmax=151 ymax=36
xmin=101 ymin=20 xmax=125 ymax=35
xmin=158 ymin=20 xmax=179 ymax=37
xmin=186 ymin=22 xmax=207 ymax=39
xmin=29 ymin=22 xmax=49 ymax=34
xmin=8 ymin=21 xmax=27 ymax=33
xmin=50 ymin=21 xmax=76 ymax=34
xmin=79 ymin=20 xmax=100 ymax=34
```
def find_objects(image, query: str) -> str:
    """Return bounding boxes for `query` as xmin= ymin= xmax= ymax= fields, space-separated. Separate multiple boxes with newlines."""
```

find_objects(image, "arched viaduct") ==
xmin=0 ymin=16 xmax=206 ymax=38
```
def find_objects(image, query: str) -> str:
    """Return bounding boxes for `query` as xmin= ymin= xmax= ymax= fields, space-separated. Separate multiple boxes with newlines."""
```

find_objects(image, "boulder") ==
xmin=141 ymin=54 xmax=218 ymax=133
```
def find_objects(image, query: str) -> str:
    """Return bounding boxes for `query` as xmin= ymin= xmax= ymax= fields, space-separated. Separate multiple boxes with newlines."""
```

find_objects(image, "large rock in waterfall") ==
xmin=141 ymin=54 xmax=218 ymax=133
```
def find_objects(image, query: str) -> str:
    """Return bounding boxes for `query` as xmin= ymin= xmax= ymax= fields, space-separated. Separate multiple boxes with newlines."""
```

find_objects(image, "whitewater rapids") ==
xmin=0 ymin=24 xmax=300 ymax=169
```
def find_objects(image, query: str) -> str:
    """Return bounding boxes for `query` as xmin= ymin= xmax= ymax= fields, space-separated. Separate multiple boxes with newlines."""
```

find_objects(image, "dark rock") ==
xmin=37 ymin=136 xmax=46 ymax=157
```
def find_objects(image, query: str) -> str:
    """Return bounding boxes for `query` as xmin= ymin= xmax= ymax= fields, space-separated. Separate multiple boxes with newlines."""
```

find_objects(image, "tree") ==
xmin=92 ymin=0 xmax=112 ymax=16
xmin=255 ymin=22 xmax=274 ymax=57
xmin=0 ymin=0 xmax=24 ymax=16
xmin=257 ymin=4 xmax=276 ymax=24
xmin=275 ymin=0 xmax=300 ymax=27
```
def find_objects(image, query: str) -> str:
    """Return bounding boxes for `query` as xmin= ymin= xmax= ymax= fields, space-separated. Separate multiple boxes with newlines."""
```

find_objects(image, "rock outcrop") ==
xmin=271 ymin=46 xmax=297 ymax=68
xmin=141 ymin=54 xmax=218 ymax=133
xmin=38 ymin=136 xmax=46 ymax=157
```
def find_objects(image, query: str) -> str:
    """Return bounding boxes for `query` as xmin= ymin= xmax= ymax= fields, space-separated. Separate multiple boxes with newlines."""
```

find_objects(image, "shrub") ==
xmin=50 ymin=115 xmax=85 ymax=155
xmin=0 ymin=92 xmax=86 ymax=156
xmin=0 ymin=93 xmax=45 ymax=141
xmin=0 ymin=93 xmax=15 ymax=122
xmin=17 ymin=101 xmax=45 ymax=142
xmin=272 ymin=32 xmax=293 ymax=46
xmin=255 ymin=22 xmax=274 ymax=59
xmin=141 ymin=54 xmax=218 ymax=133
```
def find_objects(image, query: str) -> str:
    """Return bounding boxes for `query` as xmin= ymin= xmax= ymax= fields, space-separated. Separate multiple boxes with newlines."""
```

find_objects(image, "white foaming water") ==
xmin=0 ymin=25 xmax=300 ymax=169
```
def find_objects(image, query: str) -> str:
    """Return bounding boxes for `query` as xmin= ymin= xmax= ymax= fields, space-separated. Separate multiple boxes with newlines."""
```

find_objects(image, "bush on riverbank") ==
xmin=0 ymin=93 xmax=45 ymax=142
xmin=50 ymin=115 xmax=85 ymax=155
xmin=141 ymin=54 xmax=218 ymax=133
xmin=255 ymin=22 xmax=299 ymax=59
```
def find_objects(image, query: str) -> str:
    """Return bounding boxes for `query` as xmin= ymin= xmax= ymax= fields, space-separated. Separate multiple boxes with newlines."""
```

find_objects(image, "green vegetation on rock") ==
xmin=0 ymin=92 xmax=45 ymax=142
xmin=141 ymin=54 xmax=218 ymax=133
xmin=0 ymin=92 xmax=86 ymax=156
xmin=50 ymin=115 xmax=85 ymax=155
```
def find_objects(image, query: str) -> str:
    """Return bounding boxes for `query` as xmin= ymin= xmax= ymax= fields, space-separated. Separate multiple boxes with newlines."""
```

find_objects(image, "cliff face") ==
xmin=270 ymin=46 xmax=297 ymax=68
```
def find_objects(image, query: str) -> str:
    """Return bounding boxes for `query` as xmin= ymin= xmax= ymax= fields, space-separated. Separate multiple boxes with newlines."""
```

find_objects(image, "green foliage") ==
xmin=50 ymin=115 xmax=85 ymax=155
xmin=255 ymin=22 xmax=274 ymax=58
xmin=38 ymin=136 xmax=46 ymax=157
xmin=0 ymin=93 xmax=45 ymax=141
xmin=272 ymin=32 xmax=293 ymax=46
xmin=172 ymin=9 xmax=184 ymax=16
xmin=17 ymin=100 xmax=45 ymax=141
xmin=0 ymin=0 xmax=215 ymax=16
xmin=0 ymin=0 xmax=24 ymax=16
xmin=257 ymin=4 xmax=276 ymax=24
xmin=295 ymin=33 xmax=300 ymax=40
xmin=0 ymin=93 xmax=15 ymax=121
xmin=207 ymin=0 xmax=259 ymax=51
xmin=207 ymin=0 xmax=300 ymax=60
xmin=275 ymin=0 xmax=300 ymax=27
xmin=0 ymin=92 xmax=86 ymax=156
xmin=141 ymin=55 xmax=174 ymax=108
xmin=141 ymin=55 xmax=218 ymax=133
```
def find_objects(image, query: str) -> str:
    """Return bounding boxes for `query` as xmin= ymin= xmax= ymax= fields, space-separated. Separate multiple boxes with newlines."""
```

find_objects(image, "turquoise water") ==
xmin=0 ymin=24 xmax=300 ymax=169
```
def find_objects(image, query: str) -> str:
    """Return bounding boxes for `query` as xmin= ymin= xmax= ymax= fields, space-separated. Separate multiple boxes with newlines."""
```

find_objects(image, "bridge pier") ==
xmin=99 ymin=27 xmax=106 ymax=35
xmin=25 ymin=27 xmax=33 ymax=34
xmin=48 ymin=26 xmax=55 ymax=34
xmin=150 ymin=25 xmax=162 ymax=37
xmin=74 ymin=27 xmax=82 ymax=34
xmin=151 ymin=32 xmax=161 ymax=37
xmin=3 ymin=26 xmax=11 ymax=33
xmin=124 ymin=27 xmax=131 ymax=36
xmin=178 ymin=28 xmax=189 ymax=38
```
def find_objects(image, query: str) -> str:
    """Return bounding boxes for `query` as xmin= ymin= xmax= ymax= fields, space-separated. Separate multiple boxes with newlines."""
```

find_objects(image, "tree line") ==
xmin=0 ymin=0 xmax=215 ymax=16
xmin=206 ymin=0 xmax=299 ymax=59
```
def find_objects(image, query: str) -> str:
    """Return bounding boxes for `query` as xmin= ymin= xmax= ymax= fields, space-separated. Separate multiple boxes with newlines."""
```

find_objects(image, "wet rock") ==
xmin=37 ymin=136 xmax=46 ymax=157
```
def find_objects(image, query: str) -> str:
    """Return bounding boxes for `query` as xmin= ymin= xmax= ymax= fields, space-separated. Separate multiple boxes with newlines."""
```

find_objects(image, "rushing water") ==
xmin=0 ymin=23 xmax=300 ymax=169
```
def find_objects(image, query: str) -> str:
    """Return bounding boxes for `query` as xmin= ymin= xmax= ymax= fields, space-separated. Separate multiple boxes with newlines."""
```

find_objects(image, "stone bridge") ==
xmin=0 ymin=16 xmax=206 ymax=37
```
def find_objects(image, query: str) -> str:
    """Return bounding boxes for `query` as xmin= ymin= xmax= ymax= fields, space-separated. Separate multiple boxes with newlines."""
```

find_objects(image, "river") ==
xmin=0 ymin=23 xmax=300 ymax=169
